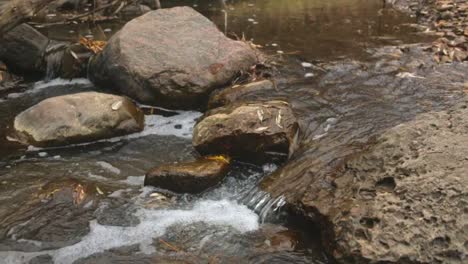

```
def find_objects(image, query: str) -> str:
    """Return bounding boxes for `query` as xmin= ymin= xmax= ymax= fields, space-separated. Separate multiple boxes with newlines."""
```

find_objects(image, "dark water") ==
xmin=1 ymin=0 xmax=466 ymax=263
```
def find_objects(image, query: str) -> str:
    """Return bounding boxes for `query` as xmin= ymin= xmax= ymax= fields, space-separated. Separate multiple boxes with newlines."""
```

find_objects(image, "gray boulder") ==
xmin=13 ymin=92 xmax=144 ymax=146
xmin=144 ymin=156 xmax=230 ymax=193
xmin=89 ymin=6 xmax=257 ymax=109
xmin=0 ymin=24 xmax=49 ymax=74
xmin=193 ymin=100 xmax=299 ymax=162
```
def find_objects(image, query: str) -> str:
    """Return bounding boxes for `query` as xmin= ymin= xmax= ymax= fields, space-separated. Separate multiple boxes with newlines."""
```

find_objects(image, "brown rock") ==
xmin=13 ymin=92 xmax=144 ymax=146
xmin=90 ymin=7 xmax=257 ymax=109
xmin=0 ymin=24 xmax=49 ymax=74
xmin=208 ymin=80 xmax=276 ymax=109
xmin=193 ymin=100 xmax=299 ymax=162
xmin=299 ymin=103 xmax=468 ymax=263
xmin=144 ymin=156 xmax=230 ymax=193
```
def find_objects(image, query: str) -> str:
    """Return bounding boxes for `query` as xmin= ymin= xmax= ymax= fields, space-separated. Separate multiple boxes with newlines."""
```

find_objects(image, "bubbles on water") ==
xmin=120 ymin=176 xmax=145 ymax=186
xmin=96 ymin=161 xmax=121 ymax=175
xmin=0 ymin=200 xmax=259 ymax=264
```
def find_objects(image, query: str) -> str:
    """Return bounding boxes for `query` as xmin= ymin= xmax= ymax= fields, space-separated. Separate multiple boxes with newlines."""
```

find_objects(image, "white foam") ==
xmin=7 ymin=78 xmax=92 ymax=99
xmin=120 ymin=176 xmax=145 ymax=186
xmin=0 ymin=200 xmax=259 ymax=264
xmin=87 ymin=172 xmax=109 ymax=182
xmin=96 ymin=161 xmax=121 ymax=175
xmin=24 ymin=111 xmax=202 ymax=152
xmin=34 ymin=78 xmax=92 ymax=90
xmin=138 ymin=111 xmax=201 ymax=139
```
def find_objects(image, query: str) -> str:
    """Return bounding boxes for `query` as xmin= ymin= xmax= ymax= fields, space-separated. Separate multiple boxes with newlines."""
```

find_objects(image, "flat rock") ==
xmin=0 ymin=24 xmax=49 ymax=74
xmin=301 ymin=102 xmax=468 ymax=263
xmin=208 ymin=80 xmax=276 ymax=109
xmin=13 ymin=92 xmax=144 ymax=146
xmin=90 ymin=6 xmax=257 ymax=109
xmin=144 ymin=156 xmax=230 ymax=193
xmin=193 ymin=100 xmax=299 ymax=162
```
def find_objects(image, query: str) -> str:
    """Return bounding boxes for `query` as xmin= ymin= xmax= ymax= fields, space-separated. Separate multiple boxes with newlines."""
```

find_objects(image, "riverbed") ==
xmin=0 ymin=0 xmax=466 ymax=263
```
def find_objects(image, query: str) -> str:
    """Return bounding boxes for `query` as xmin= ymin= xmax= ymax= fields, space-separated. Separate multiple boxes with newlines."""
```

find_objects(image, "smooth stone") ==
xmin=144 ymin=155 xmax=230 ymax=193
xmin=89 ymin=7 xmax=257 ymax=109
xmin=13 ymin=92 xmax=144 ymax=146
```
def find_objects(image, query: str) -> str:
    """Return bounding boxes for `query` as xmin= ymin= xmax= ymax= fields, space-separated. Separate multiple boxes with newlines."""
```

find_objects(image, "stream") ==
xmin=0 ymin=0 xmax=466 ymax=263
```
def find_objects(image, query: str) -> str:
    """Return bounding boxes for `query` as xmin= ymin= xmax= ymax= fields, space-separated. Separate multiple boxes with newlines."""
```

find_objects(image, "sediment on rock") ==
xmin=193 ymin=100 xmax=299 ymax=163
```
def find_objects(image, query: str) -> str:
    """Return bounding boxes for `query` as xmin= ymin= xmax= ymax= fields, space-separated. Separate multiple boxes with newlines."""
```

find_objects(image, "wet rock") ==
xmin=0 ymin=24 xmax=49 ymax=74
xmin=89 ymin=7 xmax=257 ymax=109
xmin=193 ymin=100 xmax=299 ymax=162
xmin=257 ymin=224 xmax=299 ymax=252
xmin=300 ymin=102 xmax=468 ymax=263
xmin=59 ymin=44 xmax=93 ymax=79
xmin=120 ymin=4 xmax=152 ymax=20
xmin=0 ymin=61 xmax=15 ymax=87
xmin=208 ymin=80 xmax=276 ymax=109
xmin=13 ymin=92 xmax=144 ymax=146
xmin=144 ymin=155 xmax=230 ymax=193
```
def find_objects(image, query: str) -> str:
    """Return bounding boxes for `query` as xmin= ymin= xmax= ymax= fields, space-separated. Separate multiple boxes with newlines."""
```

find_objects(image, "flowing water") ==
xmin=1 ymin=0 xmax=467 ymax=263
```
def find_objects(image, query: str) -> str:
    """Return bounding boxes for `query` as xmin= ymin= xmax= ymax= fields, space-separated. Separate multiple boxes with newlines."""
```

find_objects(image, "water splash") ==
xmin=0 ymin=199 xmax=259 ymax=264
xmin=44 ymin=43 xmax=67 ymax=81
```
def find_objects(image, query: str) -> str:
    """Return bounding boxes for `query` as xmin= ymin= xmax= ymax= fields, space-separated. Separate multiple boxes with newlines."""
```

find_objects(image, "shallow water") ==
xmin=1 ymin=0 xmax=466 ymax=263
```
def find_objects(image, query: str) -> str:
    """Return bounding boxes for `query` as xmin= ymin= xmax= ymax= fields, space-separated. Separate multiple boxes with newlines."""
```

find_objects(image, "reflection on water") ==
xmin=165 ymin=0 xmax=431 ymax=60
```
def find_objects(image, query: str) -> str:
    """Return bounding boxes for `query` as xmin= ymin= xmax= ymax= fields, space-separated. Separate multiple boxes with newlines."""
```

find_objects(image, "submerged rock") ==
xmin=90 ymin=6 xmax=257 ymax=109
xmin=193 ymin=100 xmax=299 ymax=162
xmin=208 ymin=80 xmax=276 ymax=109
xmin=144 ymin=155 xmax=230 ymax=193
xmin=257 ymin=224 xmax=299 ymax=252
xmin=0 ymin=24 xmax=49 ymax=74
xmin=13 ymin=92 xmax=144 ymax=146
xmin=300 ymin=102 xmax=468 ymax=263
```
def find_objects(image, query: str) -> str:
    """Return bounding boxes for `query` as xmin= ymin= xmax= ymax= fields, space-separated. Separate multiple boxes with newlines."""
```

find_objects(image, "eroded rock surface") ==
xmin=301 ymin=101 xmax=468 ymax=263
xmin=13 ymin=92 xmax=144 ymax=146
xmin=144 ymin=156 xmax=230 ymax=193
xmin=193 ymin=100 xmax=299 ymax=162
xmin=90 ymin=6 xmax=257 ymax=109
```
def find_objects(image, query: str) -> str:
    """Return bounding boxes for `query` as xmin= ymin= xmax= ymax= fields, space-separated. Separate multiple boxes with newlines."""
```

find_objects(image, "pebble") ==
xmin=38 ymin=152 xmax=48 ymax=157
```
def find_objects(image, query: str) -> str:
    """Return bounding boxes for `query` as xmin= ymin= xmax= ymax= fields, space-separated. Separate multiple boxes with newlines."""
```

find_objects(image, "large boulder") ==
xmin=193 ymin=100 xmax=299 ymax=162
xmin=144 ymin=155 xmax=230 ymax=193
xmin=0 ymin=24 xmax=49 ymax=74
xmin=13 ymin=92 xmax=144 ymax=146
xmin=208 ymin=80 xmax=276 ymax=109
xmin=300 ymin=104 xmax=468 ymax=263
xmin=89 ymin=7 xmax=257 ymax=109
